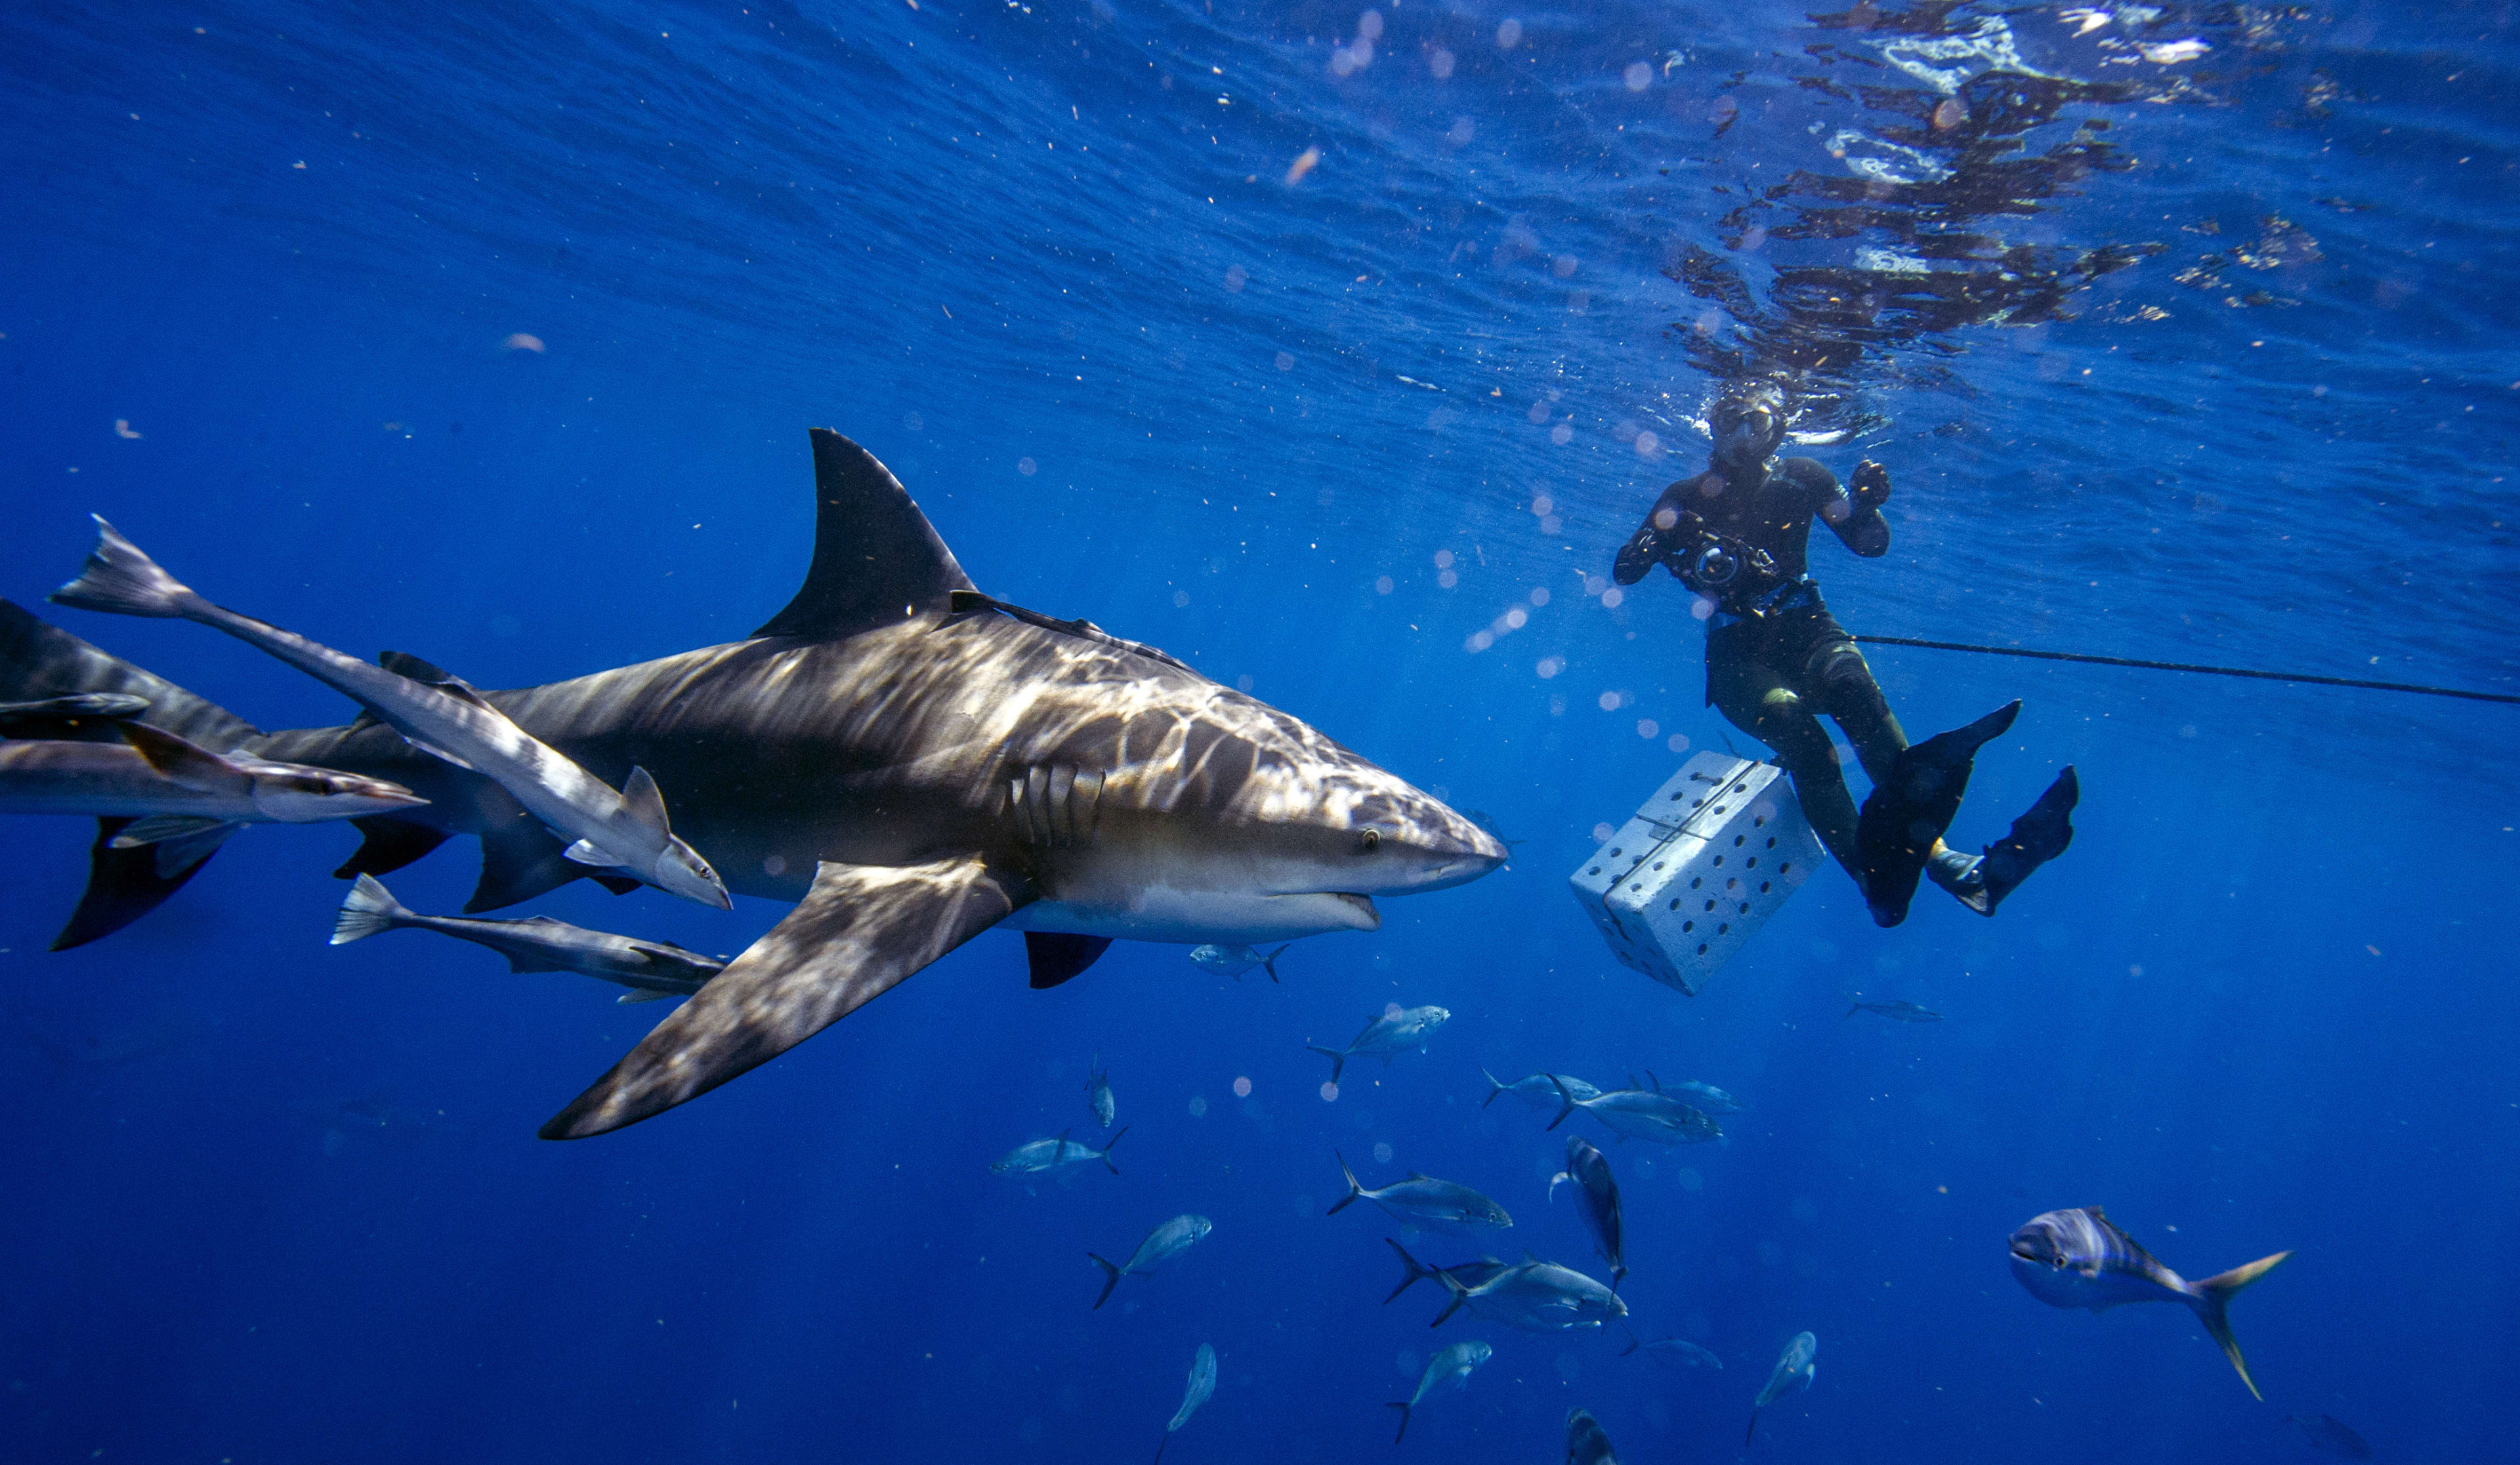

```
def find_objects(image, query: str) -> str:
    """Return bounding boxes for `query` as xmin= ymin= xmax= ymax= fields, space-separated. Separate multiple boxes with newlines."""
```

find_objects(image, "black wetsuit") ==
xmin=1612 ymin=455 xmax=1903 ymax=882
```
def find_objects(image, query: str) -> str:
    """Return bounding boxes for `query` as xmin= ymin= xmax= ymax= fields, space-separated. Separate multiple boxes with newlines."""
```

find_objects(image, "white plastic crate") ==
xmin=1568 ymin=752 xmax=1827 ymax=995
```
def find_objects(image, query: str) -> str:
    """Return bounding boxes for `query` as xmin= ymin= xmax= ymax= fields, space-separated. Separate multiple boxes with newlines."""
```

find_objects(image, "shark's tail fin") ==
xmin=2187 ymin=1249 xmax=2291 ymax=1399
xmin=1098 ymin=1126 xmax=1128 ymax=1174
xmin=1326 ymin=1150 xmax=1364 ymax=1214
xmin=1260 ymin=943 xmax=1290 ymax=983
xmin=1088 ymin=1253 xmax=1124 ymax=1310
xmin=1383 ymin=1238 xmax=1435 ymax=1304
xmin=49 ymin=518 xmax=200 ymax=621
xmin=332 ymin=874 xmax=413 ymax=945
xmin=1546 ymin=1073 xmax=1582 ymax=1132
xmin=1309 ymin=1044 xmax=1347 ymax=1085
xmin=1385 ymin=1401 xmax=1412 ymax=1444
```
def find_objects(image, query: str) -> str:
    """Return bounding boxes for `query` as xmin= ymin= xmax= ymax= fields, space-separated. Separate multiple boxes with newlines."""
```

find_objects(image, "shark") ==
xmin=3 ymin=428 xmax=1507 ymax=1138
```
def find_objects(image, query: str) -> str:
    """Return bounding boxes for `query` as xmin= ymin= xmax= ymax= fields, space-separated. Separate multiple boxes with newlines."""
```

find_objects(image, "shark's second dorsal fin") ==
xmin=752 ymin=429 xmax=976 ymax=640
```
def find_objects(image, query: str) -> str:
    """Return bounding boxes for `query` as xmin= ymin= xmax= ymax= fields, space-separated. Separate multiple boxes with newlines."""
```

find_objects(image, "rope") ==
xmin=1850 ymin=635 xmax=2520 ymax=706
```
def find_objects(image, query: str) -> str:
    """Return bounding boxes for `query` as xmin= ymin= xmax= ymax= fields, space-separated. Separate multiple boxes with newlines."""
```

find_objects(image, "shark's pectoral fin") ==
xmin=589 ymin=873 xmax=642 ymax=895
xmin=467 ymin=817 xmax=587 ymax=912
xmin=1025 ymin=932 xmax=1113 ymax=989
xmin=539 ymin=854 xmax=1033 ymax=1139
xmin=50 ymin=815 xmax=226 ymax=950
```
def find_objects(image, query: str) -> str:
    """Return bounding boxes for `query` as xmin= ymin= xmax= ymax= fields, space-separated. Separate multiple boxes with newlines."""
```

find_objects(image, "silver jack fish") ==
xmin=1152 ymin=1342 xmax=1216 ymax=1464
xmin=1620 ymin=1329 xmax=1721 ymax=1371
xmin=0 ymin=722 xmax=424 ymax=875
xmin=1088 ymin=1214 xmax=1212 ymax=1310
xmin=1666 ymin=1079 xmax=1742 ymax=1113
xmin=1309 ymin=1004 xmax=1451 ymax=1085
xmin=1547 ymin=1075 xmax=1721 ymax=1146
xmin=1845 ymin=997 xmax=1942 ymax=1023
xmin=1564 ymin=1407 xmax=1621 ymax=1465
xmin=992 ymin=1126 xmax=1127 ymax=1177
xmin=1482 ymin=1069 xmax=1599 ymax=1111
xmin=51 ymin=518 xmax=729 ymax=909
xmin=331 ymin=873 xmax=722 ymax=1002
xmin=1549 ymin=1136 xmax=1626 ymax=1287
xmin=1747 ymin=1331 xmax=1816 ymax=1443
xmin=1085 ymin=1049 xmax=1116 ymax=1128
xmin=1428 ymin=1255 xmax=1625 ymax=1334
xmin=1381 ymin=1238 xmax=1513 ymax=1305
xmin=1387 ymin=1339 xmax=1490 ymax=1443
xmin=2007 ymin=1205 xmax=2290 ymax=1399
xmin=1188 ymin=941 xmax=1288 ymax=981
xmin=1327 ymin=1151 xmax=1512 ymax=1233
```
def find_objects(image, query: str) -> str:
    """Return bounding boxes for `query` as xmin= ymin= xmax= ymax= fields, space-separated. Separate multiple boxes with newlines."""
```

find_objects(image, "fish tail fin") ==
xmin=331 ymin=873 xmax=412 ymax=945
xmin=1612 ymin=1263 xmax=1628 ymax=1292
xmin=1309 ymin=1044 xmax=1347 ymax=1085
xmin=2189 ymin=1250 xmax=2291 ymax=1399
xmin=1326 ymin=1150 xmax=1363 ymax=1214
xmin=1385 ymin=1401 xmax=1411 ymax=1444
xmin=50 ymin=518 xmax=200 ymax=620
xmin=1746 ymin=1407 xmax=1760 ymax=1445
xmin=1088 ymin=1253 xmax=1123 ymax=1310
xmin=1151 ymin=1430 xmax=1167 ymax=1465
xmin=1382 ymin=1237 xmax=1431 ymax=1304
xmin=1618 ymin=1323 xmax=1642 ymax=1356
xmin=1099 ymin=1126 xmax=1127 ymax=1173
xmin=1842 ymin=1001 xmax=1860 ymax=1021
xmin=1480 ymin=1069 xmax=1507 ymax=1108
xmin=1546 ymin=1073 xmax=1579 ymax=1131
xmin=1429 ymin=1268 xmax=1469 ymax=1327
xmin=1261 ymin=943 xmax=1289 ymax=982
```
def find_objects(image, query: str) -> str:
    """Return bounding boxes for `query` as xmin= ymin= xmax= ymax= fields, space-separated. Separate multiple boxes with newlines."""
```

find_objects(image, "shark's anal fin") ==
xmin=751 ymin=430 xmax=978 ymax=641
xmin=1025 ymin=932 xmax=1113 ymax=989
xmin=539 ymin=854 xmax=1034 ymax=1138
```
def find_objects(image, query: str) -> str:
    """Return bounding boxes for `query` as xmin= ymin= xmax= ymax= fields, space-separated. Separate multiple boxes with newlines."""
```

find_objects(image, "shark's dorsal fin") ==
xmin=752 ymin=430 xmax=976 ymax=640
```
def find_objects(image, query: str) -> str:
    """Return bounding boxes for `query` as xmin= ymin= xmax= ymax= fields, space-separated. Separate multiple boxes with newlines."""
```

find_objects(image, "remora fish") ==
xmin=992 ymin=1126 xmax=1127 ymax=1176
xmin=2288 ymin=1413 xmax=2373 ymax=1460
xmin=1482 ymin=1069 xmax=1599 ymax=1111
xmin=1381 ymin=1238 xmax=1513 ymax=1305
xmin=2007 ymin=1205 xmax=2290 ymax=1399
xmin=331 ymin=873 xmax=723 ymax=1002
xmin=1620 ymin=1331 xmax=1722 ymax=1370
xmin=1189 ymin=941 xmax=1289 ymax=981
xmin=10 ymin=431 xmax=1504 ymax=1136
xmin=1429 ymin=1256 xmax=1626 ymax=1333
xmin=1666 ymin=1079 xmax=1742 ymax=1113
xmin=1747 ymin=1331 xmax=1816 ymax=1443
xmin=1152 ymin=1342 xmax=1217 ymax=1464
xmin=0 ymin=722 xmax=424 ymax=875
xmin=1309 ymin=1004 xmax=1451 ymax=1084
xmin=1550 ymin=1136 xmax=1626 ymax=1287
xmin=0 ymin=691 xmax=149 ymax=738
xmin=1088 ymin=1214 xmax=1213 ymax=1309
xmin=1086 ymin=1049 xmax=1116 ymax=1128
xmin=1564 ymin=1408 xmax=1621 ymax=1465
xmin=1845 ymin=998 xmax=1942 ymax=1023
xmin=1387 ymin=1339 xmax=1490 ymax=1443
xmin=1547 ymin=1075 xmax=1721 ymax=1145
xmin=51 ymin=518 xmax=729 ymax=909
xmin=1328 ymin=1151 xmax=1512 ymax=1232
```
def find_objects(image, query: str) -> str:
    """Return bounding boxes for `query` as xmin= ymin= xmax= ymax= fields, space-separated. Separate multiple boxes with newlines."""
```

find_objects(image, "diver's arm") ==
xmin=1612 ymin=484 xmax=1694 ymax=585
xmin=1805 ymin=458 xmax=1890 ymax=558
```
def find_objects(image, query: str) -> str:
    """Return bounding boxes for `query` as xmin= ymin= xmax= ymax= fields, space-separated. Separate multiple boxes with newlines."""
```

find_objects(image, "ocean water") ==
xmin=3 ymin=1 xmax=2515 ymax=1461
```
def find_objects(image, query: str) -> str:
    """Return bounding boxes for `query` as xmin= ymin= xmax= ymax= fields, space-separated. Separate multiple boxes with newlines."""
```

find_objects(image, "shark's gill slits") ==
xmin=1005 ymin=762 xmax=1104 ymax=848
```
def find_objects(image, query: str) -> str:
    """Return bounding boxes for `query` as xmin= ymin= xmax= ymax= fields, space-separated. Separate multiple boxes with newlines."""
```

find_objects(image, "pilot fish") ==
xmin=1309 ymin=1003 xmax=1449 ymax=1084
xmin=1328 ymin=1151 xmax=1512 ymax=1233
xmin=2007 ymin=1205 xmax=2290 ymax=1398
xmin=1747 ymin=1331 xmax=1816 ymax=1443
xmin=1386 ymin=1339 xmax=1490 ymax=1443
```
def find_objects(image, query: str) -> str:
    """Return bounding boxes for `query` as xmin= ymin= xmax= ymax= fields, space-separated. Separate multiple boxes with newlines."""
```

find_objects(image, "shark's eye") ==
xmin=1358 ymin=828 xmax=1381 ymax=853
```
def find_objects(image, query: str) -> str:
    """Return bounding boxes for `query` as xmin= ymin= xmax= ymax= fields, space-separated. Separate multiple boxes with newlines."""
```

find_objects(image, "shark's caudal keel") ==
xmin=5 ymin=428 xmax=1505 ymax=1138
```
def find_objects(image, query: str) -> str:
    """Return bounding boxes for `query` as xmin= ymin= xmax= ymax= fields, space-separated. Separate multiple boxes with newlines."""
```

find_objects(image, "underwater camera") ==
xmin=1665 ymin=518 xmax=1787 ymax=609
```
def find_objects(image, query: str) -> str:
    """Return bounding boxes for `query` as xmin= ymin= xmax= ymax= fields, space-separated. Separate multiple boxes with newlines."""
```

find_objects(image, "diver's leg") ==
xmin=1711 ymin=642 xmax=1862 ymax=882
xmin=1805 ymin=636 xmax=1985 ymax=896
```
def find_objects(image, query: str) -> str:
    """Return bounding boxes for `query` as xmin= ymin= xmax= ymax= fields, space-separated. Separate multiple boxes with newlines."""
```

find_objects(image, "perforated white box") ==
xmin=1568 ymin=752 xmax=1827 ymax=995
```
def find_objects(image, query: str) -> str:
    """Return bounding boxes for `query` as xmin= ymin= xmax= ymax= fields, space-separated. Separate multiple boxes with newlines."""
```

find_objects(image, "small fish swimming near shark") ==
xmin=0 ymin=691 xmax=150 ymax=738
xmin=1328 ymin=1151 xmax=1512 ymax=1233
xmin=1380 ymin=1238 xmax=1514 ymax=1305
xmin=2288 ymin=1413 xmax=2373 ymax=1460
xmin=1845 ymin=998 xmax=1942 ymax=1023
xmin=1152 ymin=1342 xmax=1217 ymax=1464
xmin=1387 ymin=1339 xmax=1490 ymax=1443
xmin=1189 ymin=941 xmax=1289 ymax=981
xmin=1310 ymin=1004 xmax=1450 ymax=1084
xmin=333 ymin=874 xmax=724 ymax=1002
xmin=1089 ymin=1213 xmax=1213 ymax=1310
xmin=2008 ymin=1205 xmax=2290 ymax=1398
xmin=1086 ymin=1049 xmax=1116 ymax=1128
xmin=0 ymin=721 xmax=424 ymax=875
xmin=1547 ymin=1074 xmax=1721 ymax=1146
xmin=992 ymin=1126 xmax=1127 ymax=1177
xmin=51 ymin=518 xmax=729 ymax=908
xmin=1665 ymin=1079 xmax=1742 ymax=1113
xmin=1564 ymin=1408 xmax=1621 ymax=1464
xmin=1620 ymin=1329 xmax=1722 ymax=1371
xmin=1550 ymin=1136 xmax=1626 ymax=1287
xmin=1426 ymin=1253 xmax=1626 ymax=1334
xmin=1482 ymin=1069 xmax=1599 ymax=1111
xmin=1747 ymin=1331 xmax=1816 ymax=1443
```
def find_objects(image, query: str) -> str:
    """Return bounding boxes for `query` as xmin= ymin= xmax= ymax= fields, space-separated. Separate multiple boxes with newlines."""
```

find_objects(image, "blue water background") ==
xmin=3 ymin=2 xmax=2515 ymax=1460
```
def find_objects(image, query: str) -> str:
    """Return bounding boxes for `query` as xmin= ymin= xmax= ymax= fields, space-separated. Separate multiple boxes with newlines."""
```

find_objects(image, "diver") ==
xmin=1610 ymin=382 xmax=2077 ymax=926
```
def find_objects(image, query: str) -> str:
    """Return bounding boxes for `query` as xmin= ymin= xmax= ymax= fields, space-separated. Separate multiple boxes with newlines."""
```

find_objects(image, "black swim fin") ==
xmin=1856 ymin=700 xmax=2021 ymax=928
xmin=1959 ymin=766 xmax=2078 ymax=916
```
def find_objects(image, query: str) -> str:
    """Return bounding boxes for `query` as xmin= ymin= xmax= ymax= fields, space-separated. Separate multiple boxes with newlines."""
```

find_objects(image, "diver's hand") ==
xmin=1851 ymin=459 xmax=1891 ymax=512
